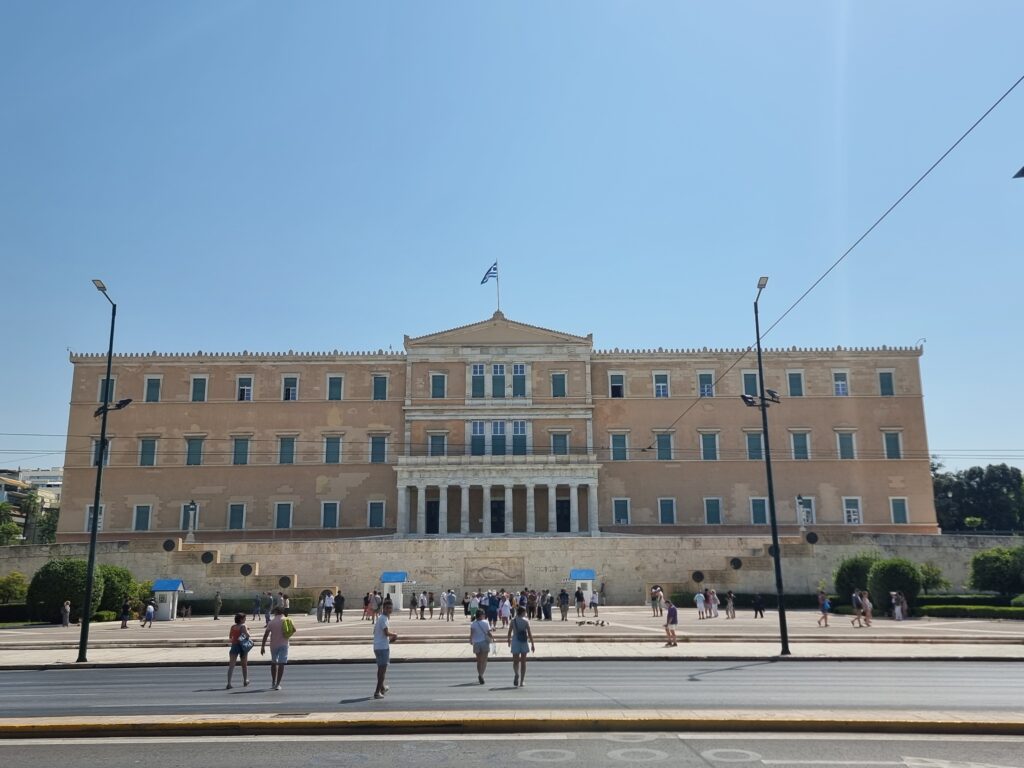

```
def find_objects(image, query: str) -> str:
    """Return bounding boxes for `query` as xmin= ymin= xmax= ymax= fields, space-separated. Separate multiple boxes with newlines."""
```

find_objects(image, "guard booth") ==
xmin=380 ymin=571 xmax=408 ymax=610
xmin=570 ymin=569 xmax=596 ymax=601
xmin=151 ymin=579 xmax=186 ymax=621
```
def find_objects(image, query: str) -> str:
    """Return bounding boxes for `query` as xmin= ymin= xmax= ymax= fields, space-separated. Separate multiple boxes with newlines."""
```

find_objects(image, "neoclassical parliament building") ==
xmin=57 ymin=312 xmax=939 ymax=544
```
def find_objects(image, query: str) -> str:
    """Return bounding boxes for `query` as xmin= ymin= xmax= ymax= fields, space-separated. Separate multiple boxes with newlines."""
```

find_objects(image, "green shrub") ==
xmin=918 ymin=562 xmax=951 ymax=594
xmin=93 ymin=610 xmax=118 ymax=622
xmin=916 ymin=605 xmax=1024 ymax=620
xmin=969 ymin=547 xmax=1023 ymax=595
xmin=1010 ymin=594 xmax=1024 ymax=608
xmin=26 ymin=558 xmax=103 ymax=623
xmin=867 ymin=557 xmax=922 ymax=613
xmin=834 ymin=552 xmax=882 ymax=605
xmin=0 ymin=571 xmax=29 ymax=604
xmin=917 ymin=594 xmax=1011 ymax=607
xmin=97 ymin=565 xmax=137 ymax=613
xmin=0 ymin=603 xmax=29 ymax=622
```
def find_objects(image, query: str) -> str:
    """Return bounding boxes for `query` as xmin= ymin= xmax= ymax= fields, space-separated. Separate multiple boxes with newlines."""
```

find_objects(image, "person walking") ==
xmin=589 ymin=590 xmax=600 ymax=618
xmin=324 ymin=592 xmax=334 ymax=623
xmin=120 ymin=597 xmax=131 ymax=629
xmin=694 ymin=590 xmax=706 ymax=620
xmin=226 ymin=612 xmax=252 ymax=689
xmin=141 ymin=600 xmax=155 ymax=627
xmin=664 ymin=600 xmax=678 ymax=646
xmin=752 ymin=593 xmax=765 ymax=619
xmin=861 ymin=591 xmax=874 ymax=626
xmin=469 ymin=608 xmax=494 ymax=685
xmin=335 ymin=592 xmax=345 ymax=622
xmin=850 ymin=590 xmax=864 ymax=627
xmin=558 ymin=588 xmax=570 ymax=621
xmin=709 ymin=589 xmax=720 ymax=618
xmin=262 ymin=592 xmax=272 ymax=624
xmin=507 ymin=606 xmax=535 ymax=687
xmin=574 ymin=587 xmax=586 ymax=617
xmin=650 ymin=586 xmax=661 ymax=617
xmin=260 ymin=607 xmax=291 ymax=690
xmin=372 ymin=599 xmax=398 ymax=699
xmin=498 ymin=594 xmax=512 ymax=627
xmin=817 ymin=592 xmax=831 ymax=627
xmin=61 ymin=600 xmax=71 ymax=627
xmin=251 ymin=593 xmax=261 ymax=622
xmin=418 ymin=591 xmax=427 ymax=620
xmin=725 ymin=590 xmax=736 ymax=619
xmin=213 ymin=591 xmax=223 ymax=621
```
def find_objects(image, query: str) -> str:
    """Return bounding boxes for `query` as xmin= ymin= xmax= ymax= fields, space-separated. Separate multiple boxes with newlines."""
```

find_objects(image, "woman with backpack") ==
xmin=226 ymin=612 xmax=252 ymax=689
xmin=507 ymin=605 xmax=535 ymax=688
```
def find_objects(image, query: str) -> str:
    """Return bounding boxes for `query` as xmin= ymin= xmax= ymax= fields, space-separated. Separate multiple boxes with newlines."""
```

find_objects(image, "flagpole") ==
xmin=495 ymin=260 xmax=501 ymax=312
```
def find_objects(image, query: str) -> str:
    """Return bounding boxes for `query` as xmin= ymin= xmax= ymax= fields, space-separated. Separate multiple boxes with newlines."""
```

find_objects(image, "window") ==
xmin=369 ymin=435 xmax=387 ymax=463
xmin=491 ymin=364 xmax=505 ymax=398
xmin=833 ymin=371 xmax=849 ymax=396
xmin=883 ymin=431 xmax=902 ymax=459
xmin=471 ymin=364 xmax=485 ymax=398
xmin=551 ymin=433 xmax=569 ymax=456
xmin=843 ymin=497 xmax=862 ymax=525
xmin=282 ymin=376 xmax=298 ymax=401
xmin=890 ymin=497 xmax=909 ymax=525
xmin=139 ymin=438 xmax=157 ymax=467
xmin=656 ymin=433 xmax=673 ymax=461
xmin=750 ymin=497 xmax=768 ymax=525
xmin=704 ymin=498 xmax=722 ymax=525
xmin=327 ymin=375 xmax=344 ymax=401
xmin=512 ymin=363 xmax=526 ymax=397
xmin=278 ymin=437 xmax=295 ymax=465
xmin=698 ymin=371 xmax=714 ymax=398
xmin=275 ymin=502 xmax=292 ymax=529
xmin=798 ymin=496 xmax=815 ymax=525
xmin=186 ymin=438 xmax=204 ymax=466
xmin=878 ymin=370 xmax=895 ymax=397
xmin=742 ymin=371 xmax=759 ymax=397
xmin=658 ymin=498 xmax=676 ymax=525
xmin=609 ymin=373 xmax=624 ymax=398
xmin=228 ymin=503 xmax=245 ymax=530
xmin=85 ymin=504 xmax=104 ymax=533
xmin=325 ymin=436 xmax=342 ymax=464
xmin=470 ymin=421 xmax=486 ymax=456
xmin=491 ymin=421 xmax=506 ymax=456
xmin=321 ymin=501 xmax=339 ymax=529
xmin=746 ymin=432 xmax=764 ymax=461
xmin=133 ymin=505 xmax=151 ymax=531
xmin=190 ymin=375 xmax=207 ymax=402
xmin=237 ymin=376 xmax=253 ymax=402
xmin=431 ymin=373 xmax=446 ymax=399
xmin=551 ymin=372 xmax=566 ymax=398
xmin=429 ymin=434 xmax=446 ymax=457
xmin=144 ymin=376 xmax=161 ymax=403
xmin=613 ymin=498 xmax=630 ymax=525
xmin=700 ymin=432 xmax=719 ymax=461
xmin=836 ymin=431 xmax=856 ymax=460
xmin=791 ymin=431 xmax=810 ymax=460
xmin=653 ymin=372 xmax=669 ymax=398
xmin=180 ymin=503 xmax=199 ymax=531
xmin=787 ymin=371 xmax=804 ymax=398
xmin=512 ymin=421 xmax=527 ymax=456
xmin=368 ymin=500 xmax=385 ymax=528
xmin=232 ymin=438 xmax=249 ymax=466
xmin=92 ymin=438 xmax=111 ymax=466
xmin=98 ymin=376 xmax=116 ymax=403
xmin=611 ymin=433 xmax=628 ymax=461
xmin=372 ymin=375 xmax=388 ymax=401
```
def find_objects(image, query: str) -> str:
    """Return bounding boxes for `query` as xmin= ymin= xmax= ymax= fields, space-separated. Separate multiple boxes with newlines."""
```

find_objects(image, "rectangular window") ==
xmin=700 ymin=433 xmax=719 ymax=461
xmin=92 ymin=438 xmax=113 ymax=466
xmin=372 ymin=375 xmax=387 ymax=401
xmin=278 ymin=437 xmax=295 ymax=465
xmin=837 ymin=432 xmax=856 ymax=460
xmin=85 ymin=504 xmax=104 ymax=533
xmin=551 ymin=433 xmax=568 ymax=456
xmin=613 ymin=498 xmax=630 ymax=525
xmin=742 ymin=371 xmax=759 ymax=397
xmin=512 ymin=421 xmax=527 ymax=456
xmin=133 ymin=505 xmax=151 ymax=531
xmin=429 ymin=434 xmax=446 ymax=457
xmin=431 ymin=373 xmax=446 ymax=399
xmin=656 ymin=433 xmax=673 ymax=461
xmin=327 ymin=375 xmax=344 ymax=401
xmin=512 ymin=363 xmax=526 ymax=397
xmin=186 ymin=438 xmax=203 ymax=466
xmin=610 ymin=433 xmax=627 ymax=461
xmin=368 ymin=500 xmax=385 ymax=528
xmin=325 ymin=436 xmax=342 ymax=464
xmin=237 ymin=376 xmax=253 ymax=402
xmin=653 ymin=373 xmax=669 ymax=398
xmin=746 ymin=432 xmax=764 ymax=461
xmin=139 ymin=438 xmax=157 ymax=467
xmin=491 ymin=364 xmax=505 ymax=398
xmin=228 ymin=503 xmax=245 ymax=530
xmin=99 ymin=376 xmax=116 ymax=404
xmin=551 ymin=373 xmax=566 ymax=398
xmin=491 ymin=421 xmax=506 ymax=456
xmin=833 ymin=371 xmax=849 ymax=396
xmin=609 ymin=373 xmax=624 ymax=398
xmin=750 ymin=497 xmax=768 ymax=525
xmin=787 ymin=371 xmax=804 ymax=398
xmin=658 ymin=498 xmax=676 ymax=525
xmin=890 ymin=497 xmax=909 ymax=525
xmin=470 ymin=421 xmax=486 ymax=456
xmin=180 ymin=503 xmax=198 ymax=531
xmin=883 ymin=431 xmax=902 ymax=459
xmin=190 ymin=376 xmax=207 ymax=403
xmin=879 ymin=370 xmax=895 ymax=397
xmin=791 ymin=432 xmax=810 ymax=460
xmin=232 ymin=437 xmax=249 ymax=466
xmin=698 ymin=372 xmax=714 ymax=398
xmin=843 ymin=497 xmax=862 ymax=525
xmin=471 ymin=364 xmax=485 ymax=398
xmin=144 ymin=376 xmax=161 ymax=403
xmin=321 ymin=501 xmax=339 ymax=529
xmin=370 ymin=435 xmax=386 ymax=464
xmin=798 ymin=496 xmax=816 ymax=525
xmin=282 ymin=376 xmax=298 ymax=401
xmin=704 ymin=497 xmax=722 ymax=525
xmin=275 ymin=502 xmax=292 ymax=529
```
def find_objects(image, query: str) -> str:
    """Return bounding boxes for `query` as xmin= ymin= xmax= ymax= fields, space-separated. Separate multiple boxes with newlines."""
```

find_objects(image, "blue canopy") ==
xmin=152 ymin=579 xmax=186 ymax=592
xmin=569 ymin=569 xmax=595 ymax=580
xmin=380 ymin=571 xmax=408 ymax=583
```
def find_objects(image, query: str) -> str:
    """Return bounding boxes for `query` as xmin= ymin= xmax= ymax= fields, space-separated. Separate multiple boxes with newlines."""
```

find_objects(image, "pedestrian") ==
xmin=213 ymin=591 xmax=222 ymax=621
xmin=317 ymin=595 xmax=325 ymax=623
xmin=725 ymin=590 xmax=736 ymax=619
xmin=447 ymin=589 xmax=456 ymax=621
xmin=428 ymin=591 xmax=436 ymax=620
xmin=694 ymin=590 xmax=706 ymax=620
xmin=861 ymin=591 xmax=873 ymax=626
xmin=892 ymin=592 xmax=903 ymax=621
xmin=850 ymin=590 xmax=864 ymax=627
xmin=469 ymin=608 xmax=494 ymax=685
xmin=543 ymin=590 xmax=554 ymax=621
xmin=61 ymin=600 xmax=71 ymax=627
xmin=283 ymin=594 xmax=290 ymax=613
xmin=575 ymin=586 xmax=586 ymax=617
xmin=462 ymin=592 xmax=470 ymax=617
xmin=709 ymin=589 xmax=720 ymax=618
xmin=507 ymin=605 xmax=535 ymax=687
xmin=650 ymin=585 xmax=660 ymax=617
xmin=335 ymin=592 xmax=345 ymax=622
xmin=664 ymin=600 xmax=678 ymax=646
xmin=589 ymin=590 xmax=599 ymax=618
xmin=141 ymin=600 xmax=155 ymax=627
xmin=599 ymin=582 xmax=606 ymax=606
xmin=324 ymin=592 xmax=334 ymax=623
xmin=260 ymin=607 xmax=292 ymax=690
xmin=418 ymin=591 xmax=427 ymax=620
xmin=498 ymin=594 xmax=512 ymax=627
xmin=373 ymin=600 xmax=397 ymax=699
xmin=817 ymin=592 xmax=831 ymax=627
xmin=226 ymin=612 xmax=252 ymax=689
xmin=900 ymin=592 xmax=909 ymax=620
xmin=752 ymin=593 xmax=764 ymax=619
xmin=558 ymin=588 xmax=570 ymax=621
xmin=262 ymin=592 xmax=272 ymax=624
xmin=251 ymin=593 xmax=262 ymax=622
xmin=120 ymin=597 xmax=131 ymax=629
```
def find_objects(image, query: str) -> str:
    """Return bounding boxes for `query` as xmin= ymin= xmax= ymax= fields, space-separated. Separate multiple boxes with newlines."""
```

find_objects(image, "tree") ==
xmin=933 ymin=461 xmax=1024 ymax=533
xmin=97 ymin=564 xmax=137 ymax=613
xmin=833 ymin=551 xmax=882 ymax=604
xmin=0 ymin=502 xmax=19 ymax=545
xmin=867 ymin=557 xmax=923 ymax=612
xmin=35 ymin=507 xmax=59 ymax=544
xmin=969 ymin=547 xmax=1024 ymax=595
xmin=0 ymin=571 xmax=29 ymax=603
xmin=17 ymin=491 xmax=41 ymax=545
xmin=917 ymin=561 xmax=950 ymax=594
xmin=25 ymin=558 xmax=104 ymax=623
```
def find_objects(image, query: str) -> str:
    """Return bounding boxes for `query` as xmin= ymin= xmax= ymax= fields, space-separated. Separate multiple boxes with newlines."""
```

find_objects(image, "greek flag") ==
xmin=480 ymin=262 xmax=498 ymax=284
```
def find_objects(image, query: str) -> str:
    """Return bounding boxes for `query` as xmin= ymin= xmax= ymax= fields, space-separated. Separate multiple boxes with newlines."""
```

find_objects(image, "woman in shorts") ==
xmin=469 ymin=609 xmax=494 ymax=685
xmin=507 ymin=605 xmax=535 ymax=687
xmin=226 ymin=612 xmax=251 ymax=689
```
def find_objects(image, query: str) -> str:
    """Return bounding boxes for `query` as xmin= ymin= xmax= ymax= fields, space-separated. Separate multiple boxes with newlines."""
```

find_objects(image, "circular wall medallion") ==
xmin=691 ymin=570 xmax=705 ymax=583
xmin=730 ymin=557 xmax=743 ymax=570
xmin=239 ymin=563 xmax=253 ymax=576
xmin=200 ymin=551 xmax=214 ymax=564
xmin=278 ymin=576 xmax=292 ymax=589
xmin=767 ymin=545 xmax=778 ymax=558
xmin=805 ymin=532 xmax=819 ymax=544
xmin=162 ymin=539 xmax=176 ymax=552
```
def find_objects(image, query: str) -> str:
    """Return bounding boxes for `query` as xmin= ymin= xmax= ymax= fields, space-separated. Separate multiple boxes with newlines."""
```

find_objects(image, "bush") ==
xmin=917 ymin=594 xmax=1012 ymax=607
xmin=26 ymin=558 xmax=103 ymax=623
xmin=867 ymin=557 xmax=922 ymax=613
xmin=834 ymin=552 xmax=882 ymax=605
xmin=0 ymin=571 xmax=29 ymax=603
xmin=97 ymin=565 xmax=137 ymax=613
xmin=93 ymin=610 xmax=118 ymax=622
xmin=918 ymin=562 xmax=951 ymax=594
xmin=916 ymin=605 xmax=1024 ymax=620
xmin=1011 ymin=594 xmax=1024 ymax=608
xmin=0 ymin=603 xmax=29 ymax=622
xmin=969 ymin=547 xmax=1024 ymax=595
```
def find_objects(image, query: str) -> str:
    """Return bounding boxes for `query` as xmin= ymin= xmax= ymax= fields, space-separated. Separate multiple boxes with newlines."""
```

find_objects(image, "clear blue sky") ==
xmin=1 ymin=3 xmax=1021 ymax=473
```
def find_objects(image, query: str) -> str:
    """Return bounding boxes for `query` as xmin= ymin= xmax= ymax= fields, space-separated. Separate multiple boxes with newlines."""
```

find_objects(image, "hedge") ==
xmin=0 ymin=603 xmax=29 ymax=622
xmin=669 ymin=592 xmax=824 ymax=610
xmin=916 ymin=605 xmax=1024 ymax=620
xmin=93 ymin=610 xmax=118 ymax=622
xmin=916 ymin=594 xmax=1012 ymax=607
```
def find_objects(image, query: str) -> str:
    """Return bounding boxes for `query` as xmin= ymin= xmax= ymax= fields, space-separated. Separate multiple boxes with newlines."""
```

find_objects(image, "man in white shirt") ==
xmin=373 ymin=601 xmax=397 ymax=699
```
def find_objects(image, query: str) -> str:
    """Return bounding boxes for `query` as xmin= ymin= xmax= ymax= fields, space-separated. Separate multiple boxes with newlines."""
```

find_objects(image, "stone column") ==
xmin=587 ymin=482 xmax=599 ymax=537
xmin=482 ymin=484 xmax=492 ymax=535
xmin=570 ymin=484 xmax=580 ymax=533
xmin=526 ymin=484 xmax=536 ymax=533
xmin=460 ymin=484 xmax=470 ymax=534
xmin=548 ymin=485 xmax=557 ymax=533
xmin=504 ymin=485 xmax=513 ymax=533
xmin=439 ymin=484 xmax=449 ymax=535
xmin=416 ymin=484 xmax=426 ymax=537
xmin=397 ymin=484 xmax=409 ymax=535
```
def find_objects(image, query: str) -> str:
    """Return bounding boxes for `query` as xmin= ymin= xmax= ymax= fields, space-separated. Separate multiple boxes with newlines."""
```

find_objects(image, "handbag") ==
xmin=238 ymin=632 xmax=255 ymax=653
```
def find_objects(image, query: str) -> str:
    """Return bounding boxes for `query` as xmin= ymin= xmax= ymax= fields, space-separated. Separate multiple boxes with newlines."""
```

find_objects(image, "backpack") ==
xmin=852 ymin=593 xmax=862 ymax=610
xmin=823 ymin=599 xmax=832 ymax=612
xmin=282 ymin=617 xmax=296 ymax=638
xmin=514 ymin=618 xmax=528 ymax=643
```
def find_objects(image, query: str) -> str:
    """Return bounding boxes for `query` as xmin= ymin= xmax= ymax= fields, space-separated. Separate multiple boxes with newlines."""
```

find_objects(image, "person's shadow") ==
xmin=338 ymin=696 xmax=377 ymax=704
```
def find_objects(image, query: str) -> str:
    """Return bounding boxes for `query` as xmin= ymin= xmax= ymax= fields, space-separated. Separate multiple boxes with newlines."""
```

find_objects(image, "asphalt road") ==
xmin=2 ymin=660 xmax=1021 ymax=717
xmin=1 ymin=733 xmax=1023 ymax=768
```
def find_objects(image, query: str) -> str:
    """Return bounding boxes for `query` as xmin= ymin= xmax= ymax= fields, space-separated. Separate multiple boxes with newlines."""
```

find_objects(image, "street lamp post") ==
xmin=185 ymin=500 xmax=197 ymax=543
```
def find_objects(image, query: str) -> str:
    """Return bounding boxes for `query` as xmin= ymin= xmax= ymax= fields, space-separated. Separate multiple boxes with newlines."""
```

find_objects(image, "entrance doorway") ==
xmin=490 ymin=499 xmax=506 ymax=533
xmin=426 ymin=500 xmax=440 ymax=535
xmin=555 ymin=499 xmax=571 ymax=532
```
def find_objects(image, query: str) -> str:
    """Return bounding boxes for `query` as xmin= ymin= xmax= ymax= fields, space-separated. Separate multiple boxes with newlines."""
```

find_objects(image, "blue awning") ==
xmin=569 ymin=569 xmax=595 ymax=580
xmin=152 ymin=579 xmax=186 ymax=592
xmin=380 ymin=571 xmax=408 ymax=583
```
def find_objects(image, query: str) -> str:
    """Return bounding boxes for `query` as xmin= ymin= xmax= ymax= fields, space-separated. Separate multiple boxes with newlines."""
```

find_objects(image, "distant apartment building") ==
xmin=57 ymin=312 xmax=938 ymax=542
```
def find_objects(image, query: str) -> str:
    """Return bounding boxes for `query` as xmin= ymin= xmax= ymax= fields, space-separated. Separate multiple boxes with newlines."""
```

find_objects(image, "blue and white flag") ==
xmin=480 ymin=262 xmax=498 ymax=284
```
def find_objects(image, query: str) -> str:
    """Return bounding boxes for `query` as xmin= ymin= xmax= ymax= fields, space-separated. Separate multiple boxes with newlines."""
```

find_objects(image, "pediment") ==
xmin=405 ymin=311 xmax=592 ymax=349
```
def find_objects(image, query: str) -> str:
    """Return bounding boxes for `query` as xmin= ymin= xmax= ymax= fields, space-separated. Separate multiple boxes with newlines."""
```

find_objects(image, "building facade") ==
xmin=57 ymin=312 xmax=938 ymax=543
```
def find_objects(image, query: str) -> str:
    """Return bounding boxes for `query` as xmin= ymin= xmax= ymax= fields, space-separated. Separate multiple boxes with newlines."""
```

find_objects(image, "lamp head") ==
xmin=757 ymin=276 xmax=769 ymax=290
xmin=92 ymin=279 xmax=107 ymax=292
xmin=766 ymin=389 xmax=781 ymax=403
xmin=740 ymin=394 xmax=759 ymax=407
xmin=1014 ymin=166 xmax=1024 ymax=179
xmin=114 ymin=398 xmax=133 ymax=410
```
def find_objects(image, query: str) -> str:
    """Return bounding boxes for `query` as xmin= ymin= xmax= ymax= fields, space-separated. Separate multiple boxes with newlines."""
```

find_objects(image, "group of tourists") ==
xmin=248 ymin=592 xmax=290 ymax=624
xmin=408 ymin=590 xmax=458 ymax=620
xmin=316 ymin=591 xmax=345 ymax=622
